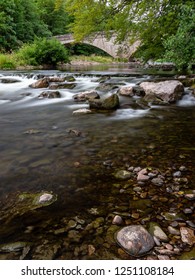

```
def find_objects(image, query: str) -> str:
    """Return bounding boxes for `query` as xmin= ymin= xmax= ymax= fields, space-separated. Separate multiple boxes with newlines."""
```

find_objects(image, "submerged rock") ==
xmin=0 ymin=78 xmax=21 ymax=83
xmin=114 ymin=170 xmax=131 ymax=180
xmin=49 ymin=82 xmax=76 ymax=89
xmin=116 ymin=225 xmax=155 ymax=257
xmin=72 ymin=108 xmax=92 ymax=115
xmin=0 ymin=241 xmax=30 ymax=253
xmin=0 ymin=191 xmax=57 ymax=229
xmin=38 ymin=91 xmax=61 ymax=98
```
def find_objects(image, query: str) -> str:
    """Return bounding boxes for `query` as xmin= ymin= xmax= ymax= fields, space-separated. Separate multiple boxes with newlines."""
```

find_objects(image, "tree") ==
xmin=12 ymin=0 xmax=50 ymax=45
xmin=35 ymin=0 xmax=72 ymax=35
xmin=0 ymin=0 xmax=50 ymax=51
xmin=163 ymin=4 xmax=195 ymax=71
xmin=65 ymin=0 xmax=195 ymax=67
xmin=0 ymin=0 xmax=17 ymax=51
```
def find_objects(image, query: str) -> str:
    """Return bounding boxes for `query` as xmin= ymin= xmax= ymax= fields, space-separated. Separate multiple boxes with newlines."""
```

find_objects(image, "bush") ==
xmin=17 ymin=38 xmax=70 ymax=67
xmin=0 ymin=54 xmax=16 ymax=69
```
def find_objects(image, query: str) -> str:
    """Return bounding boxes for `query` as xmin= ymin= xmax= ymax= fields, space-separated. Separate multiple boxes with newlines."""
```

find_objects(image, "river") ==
xmin=0 ymin=65 xmax=194 ymax=260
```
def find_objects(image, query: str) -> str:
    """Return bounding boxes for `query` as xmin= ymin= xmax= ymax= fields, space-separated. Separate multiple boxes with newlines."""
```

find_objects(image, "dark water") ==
xmin=0 ymin=66 xmax=194 ymax=259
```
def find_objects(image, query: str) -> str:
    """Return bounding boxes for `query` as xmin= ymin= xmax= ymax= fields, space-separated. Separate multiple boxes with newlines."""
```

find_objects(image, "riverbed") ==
xmin=0 ymin=65 xmax=194 ymax=260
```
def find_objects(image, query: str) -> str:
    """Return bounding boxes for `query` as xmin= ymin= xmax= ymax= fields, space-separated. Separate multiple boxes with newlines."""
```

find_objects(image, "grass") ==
xmin=0 ymin=52 xmax=123 ymax=70
xmin=71 ymin=54 xmax=116 ymax=64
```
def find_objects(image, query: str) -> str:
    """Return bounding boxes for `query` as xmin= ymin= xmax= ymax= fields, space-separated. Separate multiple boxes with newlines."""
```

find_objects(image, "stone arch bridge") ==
xmin=55 ymin=33 xmax=140 ymax=59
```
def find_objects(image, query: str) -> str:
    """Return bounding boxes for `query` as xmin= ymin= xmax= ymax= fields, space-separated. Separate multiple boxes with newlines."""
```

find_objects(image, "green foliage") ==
xmin=163 ymin=4 xmax=195 ymax=71
xmin=16 ymin=38 xmax=70 ymax=67
xmin=35 ymin=0 xmax=72 ymax=35
xmin=66 ymin=0 xmax=195 ymax=70
xmin=0 ymin=0 xmax=17 ymax=51
xmin=12 ymin=0 xmax=51 ymax=45
xmin=67 ymin=43 xmax=110 ymax=56
xmin=0 ymin=53 xmax=16 ymax=69
xmin=0 ymin=0 xmax=71 ymax=51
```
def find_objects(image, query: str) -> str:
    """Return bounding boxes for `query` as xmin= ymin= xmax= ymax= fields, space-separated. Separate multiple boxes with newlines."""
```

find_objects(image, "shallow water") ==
xmin=0 ymin=66 xmax=194 ymax=259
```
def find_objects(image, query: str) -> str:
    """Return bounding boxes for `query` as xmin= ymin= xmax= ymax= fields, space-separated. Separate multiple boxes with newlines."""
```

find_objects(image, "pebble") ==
xmin=158 ymin=255 xmax=170 ymax=260
xmin=165 ymin=244 xmax=173 ymax=250
xmin=151 ymin=177 xmax=164 ymax=186
xmin=137 ymin=168 xmax=150 ymax=182
xmin=112 ymin=215 xmax=123 ymax=225
xmin=183 ymin=208 xmax=193 ymax=214
xmin=180 ymin=227 xmax=195 ymax=245
xmin=168 ymin=226 xmax=180 ymax=235
xmin=173 ymin=171 xmax=182 ymax=177
xmin=114 ymin=170 xmax=131 ymax=180
xmin=133 ymin=186 xmax=142 ymax=192
xmin=88 ymin=244 xmax=96 ymax=256
xmin=68 ymin=220 xmax=77 ymax=229
xmin=133 ymin=167 xmax=141 ymax=173
xmin=179 ymin=166 xmax=187 ymax=171
xmin=186 ymin=220 xmax=195 ymax=228
xmin=148 ymin=222 xmax=169 ymax=242
xmin=184 ymin=194 xmax=195 ymax=200
xmin=170 ymin=221 xmax=179 ymax=227
xmin=38 ymin=193 xmax=53 ymax=203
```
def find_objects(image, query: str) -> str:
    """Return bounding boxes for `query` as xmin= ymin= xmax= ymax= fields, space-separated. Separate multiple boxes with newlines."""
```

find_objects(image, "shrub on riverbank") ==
xmin=16 ymin=38 xmax=70 ymax=67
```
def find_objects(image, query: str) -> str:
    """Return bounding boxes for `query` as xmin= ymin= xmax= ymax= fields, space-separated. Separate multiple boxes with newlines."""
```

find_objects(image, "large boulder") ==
xmin=140 ymin=80 xmax=184 ymax=103
xmin=73 ymin=90 xmax=100 ymax=102
xmin=29 ymin=78 xmax=49 ymax=88
xmin=89 ymin=94 xmax=120 ymax=110
xmin=116 ymin=225 xmax=155 ymax=257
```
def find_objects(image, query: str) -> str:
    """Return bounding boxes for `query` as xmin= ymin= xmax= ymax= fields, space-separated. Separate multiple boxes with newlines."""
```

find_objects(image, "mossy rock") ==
xmin=0 ymin=191 xmax=57 ymax=225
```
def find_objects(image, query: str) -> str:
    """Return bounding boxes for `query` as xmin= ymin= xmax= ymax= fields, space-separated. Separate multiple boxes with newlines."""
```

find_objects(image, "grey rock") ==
xmin=151 ymin=177 xmax=164 ymax=186
xmin=89 ymin=94 xmax=119 ymax=110
xmin=180 ymin=227 xmax=195 ymax=245
xmin=168 ymin=226 xmax=180 ymax=235
xmin=137 ymin=168 xmax=150 ymax=182
xmin=49 ymin=82 xmax=76 ymax=89
xmin=29 ymin=78 xmax=49 ymax=88
xmin=140 ymin=80 xmax=184 ymax=103
xmin=73 ymin=90 xmax=100 ymax=101
xmin=38 ymin=91 xmax=61 ymax=98
xmin=116 ymin=225 xmax=155 ymax=257
xmin=148 ymin=222 xmax=169 ymax=242
xmin=112 ymin=215 xmax=123 ymax=225
xmin=173 ymin=171 xmax=182 ymax=177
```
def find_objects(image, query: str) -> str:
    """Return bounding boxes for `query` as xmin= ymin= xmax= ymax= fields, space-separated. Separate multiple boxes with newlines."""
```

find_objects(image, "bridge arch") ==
xmin=55 ymin=33 xmax=140 ymax=59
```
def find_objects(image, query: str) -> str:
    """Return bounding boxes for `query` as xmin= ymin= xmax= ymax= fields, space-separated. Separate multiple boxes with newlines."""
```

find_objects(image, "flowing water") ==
xmin=0 ymin=65 xmax=194 ymax=259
